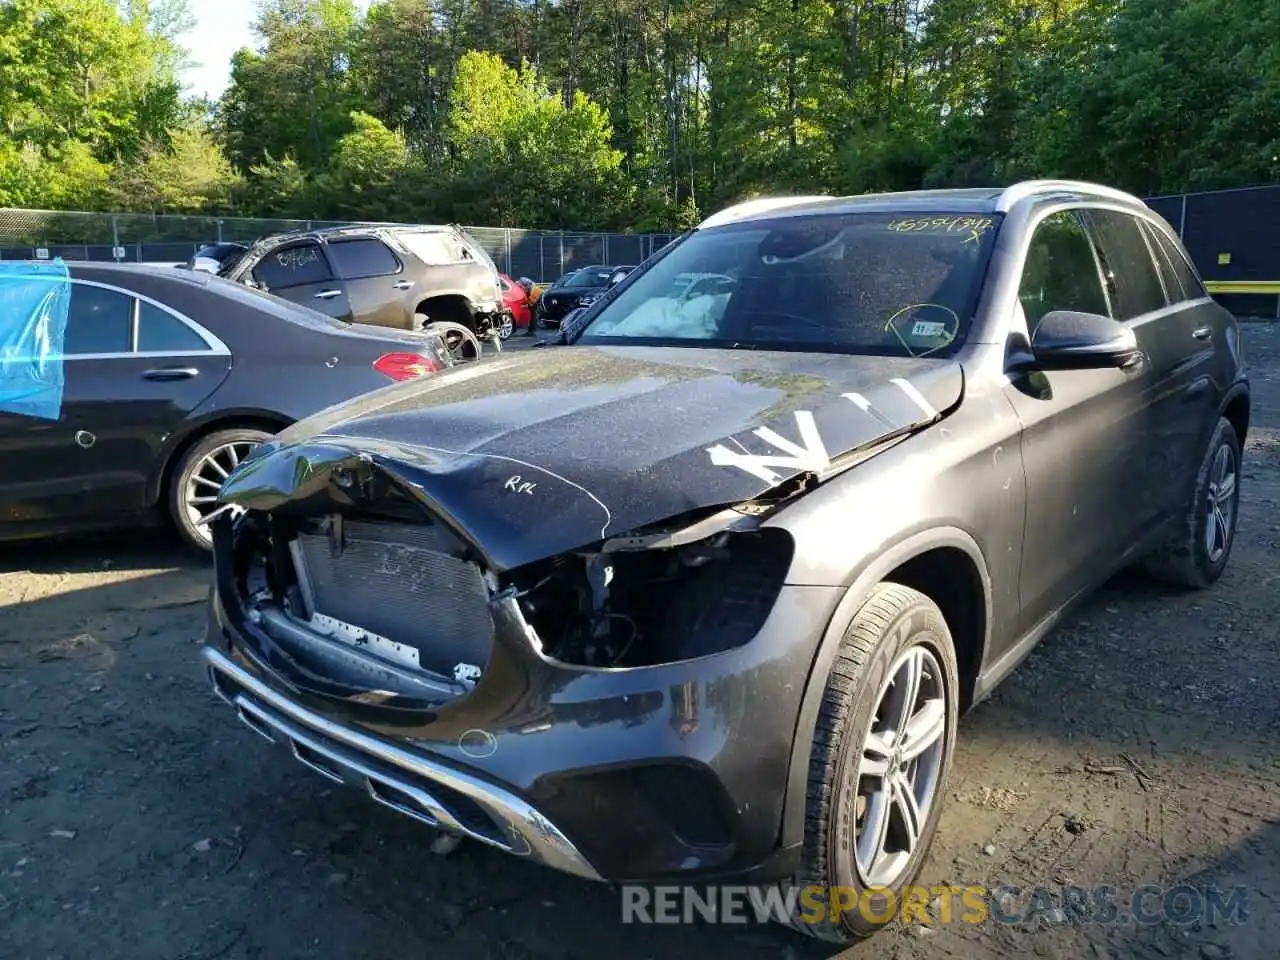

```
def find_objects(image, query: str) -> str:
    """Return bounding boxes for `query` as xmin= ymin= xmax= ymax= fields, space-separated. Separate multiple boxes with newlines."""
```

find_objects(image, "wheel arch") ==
xmin=415 ymin=293 xmax=475 ymax=326
xmin=779 ymin=526 xmax=992 ymax=849
xmin=147 ymin=412 xmax=292 ymax=507
xmin=1220 ymin=383 xmax=1250 ymax=446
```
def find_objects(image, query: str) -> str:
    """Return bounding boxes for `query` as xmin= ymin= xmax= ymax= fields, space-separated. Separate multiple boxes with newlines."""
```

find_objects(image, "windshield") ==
xmin=565 ymin=266 xmax=613 ymax=289
xmin=576 ymin=211 xmax=1000 ymax=357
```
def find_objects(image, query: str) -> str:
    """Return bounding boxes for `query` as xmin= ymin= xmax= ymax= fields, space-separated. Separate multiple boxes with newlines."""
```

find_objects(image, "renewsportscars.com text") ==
xmin=620 ymin=883 xmax=1250 ymax=928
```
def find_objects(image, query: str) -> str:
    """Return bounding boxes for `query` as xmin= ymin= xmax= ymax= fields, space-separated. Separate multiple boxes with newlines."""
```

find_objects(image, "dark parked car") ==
xmin=218 ymin=224 xmax=505 ymax=335
xmin=0 ymin=263 xmax=450 ymax=551
xmin=535 ymin=263 xmax=616 ymax=326
xmin=201 ymin=182 xmax=1247 ymax=943
xmin=185 ymin=242 xmax=249 ymax=275
xmin=607 ymin=264 xmax=636 ymax=286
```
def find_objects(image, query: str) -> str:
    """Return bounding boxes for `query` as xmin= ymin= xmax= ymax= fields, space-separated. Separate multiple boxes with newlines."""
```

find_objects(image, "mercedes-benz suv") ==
xmin=201 ymin=181 xmax=1248 ymax=943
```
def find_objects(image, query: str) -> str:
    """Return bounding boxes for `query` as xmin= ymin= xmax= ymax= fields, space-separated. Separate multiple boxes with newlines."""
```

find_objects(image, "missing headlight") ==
xmin=509 ymin=526 xmax=794 ymax=668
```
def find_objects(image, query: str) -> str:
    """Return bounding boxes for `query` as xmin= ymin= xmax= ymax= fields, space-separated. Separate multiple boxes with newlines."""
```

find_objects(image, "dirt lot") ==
xmin=2 ymin=324 xmax=1278 ymax=960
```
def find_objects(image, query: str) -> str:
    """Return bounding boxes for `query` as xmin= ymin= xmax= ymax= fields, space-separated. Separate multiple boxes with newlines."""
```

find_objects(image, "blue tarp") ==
xmin=0 ymin=259 xmax=70 ymax=420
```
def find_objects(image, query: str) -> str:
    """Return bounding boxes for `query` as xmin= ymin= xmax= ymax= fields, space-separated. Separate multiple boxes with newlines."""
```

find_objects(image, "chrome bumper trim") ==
xmin=203 ymin=646 xmax=603 ymax=882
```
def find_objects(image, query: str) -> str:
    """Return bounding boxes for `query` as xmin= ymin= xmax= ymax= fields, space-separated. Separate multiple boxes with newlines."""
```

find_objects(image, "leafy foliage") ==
xmin=4 ymin=0 xmax=1280 ymax=229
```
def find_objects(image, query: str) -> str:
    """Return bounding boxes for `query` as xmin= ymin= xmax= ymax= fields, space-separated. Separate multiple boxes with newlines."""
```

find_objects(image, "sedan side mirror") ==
xmin=1030 ymin=310 xmax=1142 ymax=370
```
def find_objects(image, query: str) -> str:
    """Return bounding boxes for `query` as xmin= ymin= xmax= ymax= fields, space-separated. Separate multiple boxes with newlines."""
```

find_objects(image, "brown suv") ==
xmin=219 ymin=224 xmax=505 ymax=333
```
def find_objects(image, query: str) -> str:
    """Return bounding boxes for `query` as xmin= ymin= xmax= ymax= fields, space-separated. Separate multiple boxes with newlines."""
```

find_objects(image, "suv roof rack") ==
xmin=698 ymin=195 xmax=831 ymax=229
xmin=995 ymin=180 xmax=1145 ymax=213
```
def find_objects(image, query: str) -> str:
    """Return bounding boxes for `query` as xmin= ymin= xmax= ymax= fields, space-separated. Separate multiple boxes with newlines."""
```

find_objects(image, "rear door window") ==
xmin=1083 ymin=210 xmax=1168 ymax=320
xmin=328 ymin=238 xmax=401 ymax=280
xmin=138 ymin=301 xmax=209 ymax=352
xmin=252 ymin=241 xmax=333 ymax=289
xmin=65 ymin=283 xmax=133 ymax=355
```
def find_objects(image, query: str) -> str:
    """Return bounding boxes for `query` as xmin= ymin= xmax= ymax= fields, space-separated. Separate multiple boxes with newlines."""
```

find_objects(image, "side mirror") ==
xmin=1029 ymin=310 xmax=1142 ymax=370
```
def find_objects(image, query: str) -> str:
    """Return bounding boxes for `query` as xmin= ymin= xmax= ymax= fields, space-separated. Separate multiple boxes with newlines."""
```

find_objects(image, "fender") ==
xmin=779 ymin=526 xmax=993 ymax=849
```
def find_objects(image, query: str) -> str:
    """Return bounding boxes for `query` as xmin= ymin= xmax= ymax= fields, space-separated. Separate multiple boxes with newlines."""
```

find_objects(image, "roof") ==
xmin=68 ymin=261 xmax=214 ymax=286
xmin=305 ymin=222 xmax=452 ymax=238
xmin=698 ymin=180 xmax=1147 ymax=229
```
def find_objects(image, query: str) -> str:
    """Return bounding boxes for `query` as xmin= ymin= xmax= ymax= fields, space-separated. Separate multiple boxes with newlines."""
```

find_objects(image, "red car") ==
xmin=498 ymin=274 xmax=533 ymax=336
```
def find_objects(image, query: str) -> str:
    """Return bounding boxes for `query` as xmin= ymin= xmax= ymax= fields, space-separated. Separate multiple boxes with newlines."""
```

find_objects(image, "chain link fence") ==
xmin=5 ymin=189 xmax=1280 ymax=311
xmin=0 ymin=207 xmax=678 ymax=282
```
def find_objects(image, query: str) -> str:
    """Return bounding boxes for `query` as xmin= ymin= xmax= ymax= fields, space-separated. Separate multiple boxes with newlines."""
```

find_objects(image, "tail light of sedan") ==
xmin=373 ymin=352 xmax=443 ymax=381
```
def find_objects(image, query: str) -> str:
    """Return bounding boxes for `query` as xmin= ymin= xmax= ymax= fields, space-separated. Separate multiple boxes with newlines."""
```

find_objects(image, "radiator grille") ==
xmin=293 ymin=520 xmax=493 ymax=679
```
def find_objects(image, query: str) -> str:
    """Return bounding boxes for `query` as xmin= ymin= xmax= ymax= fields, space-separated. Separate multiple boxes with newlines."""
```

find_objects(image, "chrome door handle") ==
xmin=393 ymin=280 xmax=414 ymax=290
xmin=143 ymin=367 xmax=198 ymax=381
xmin=314 ymin=290 xmax=342 ymax=300
xmin=1192 ymin=325 xmax=1213 ymax=341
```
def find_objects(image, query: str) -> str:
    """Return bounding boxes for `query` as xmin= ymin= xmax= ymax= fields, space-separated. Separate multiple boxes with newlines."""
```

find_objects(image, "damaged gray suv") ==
xmin=202 ymin=181 xmax=1248 ymax=943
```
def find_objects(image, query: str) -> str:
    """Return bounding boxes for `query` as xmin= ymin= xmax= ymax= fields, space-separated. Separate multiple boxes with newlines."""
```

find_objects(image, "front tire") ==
xmin=168 ymin=428 xmax=271 ymax=552
xmin=785 ymin=583 xmax=959 ymax=944
xmin=1142 ymin=416 xmax=1242 ymax=588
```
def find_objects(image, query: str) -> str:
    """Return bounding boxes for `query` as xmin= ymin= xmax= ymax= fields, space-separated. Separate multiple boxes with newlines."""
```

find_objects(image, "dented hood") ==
xmin=220 ymin=345 xmax=963 ymax=570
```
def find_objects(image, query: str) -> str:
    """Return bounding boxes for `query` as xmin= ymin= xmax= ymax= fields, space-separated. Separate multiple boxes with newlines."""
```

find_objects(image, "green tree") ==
xmin=218 ymin=0 xmax=358 ymax=171
xmin=111 ymin=124 xmax=242 ymax=213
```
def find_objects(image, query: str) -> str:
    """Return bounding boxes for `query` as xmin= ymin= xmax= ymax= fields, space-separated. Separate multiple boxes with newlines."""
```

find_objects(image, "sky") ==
xmin=179 ymin=0 xmax=371 ymax=101
xmin=181 ymin=0 xmax=262 ymax=100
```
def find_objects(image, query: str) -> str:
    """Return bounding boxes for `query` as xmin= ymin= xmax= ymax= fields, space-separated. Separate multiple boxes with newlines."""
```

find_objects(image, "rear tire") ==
xmin=783 ymin=583 xmax=959 ymax=944
xmin=1142 ymin=416 xmax=1241 ymax=588
xmin=168 ymin=427 xmax=272 ymax=553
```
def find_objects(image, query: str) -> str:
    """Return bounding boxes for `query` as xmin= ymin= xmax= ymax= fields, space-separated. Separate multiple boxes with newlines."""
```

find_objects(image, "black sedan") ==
xmin=535 ymin=264 xmax=616 ymax=326
xmin=0 ymin=262 xmax=449 ymax=551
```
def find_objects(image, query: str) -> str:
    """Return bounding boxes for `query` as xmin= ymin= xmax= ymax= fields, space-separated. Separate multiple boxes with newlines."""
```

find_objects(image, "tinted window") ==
xmin=579 ymin=212 xmax=1000 ymax=357
xmin=329 ymin=238 xmax=401 ymax=280
xmin=1018 ymin=212 xmax=1110 ymax=335
xmin=65 ymin=283 xmax=133 ymax=355
xmin=252 ymin=242 xmax=333 ymax=289
xmin=138 ymin=302 xmax=208 ymax=352
xmin=1083 ymin=210 xmax=1167 ymax=320
xmin=1143 ymin=221 xmax=1206 ymax=301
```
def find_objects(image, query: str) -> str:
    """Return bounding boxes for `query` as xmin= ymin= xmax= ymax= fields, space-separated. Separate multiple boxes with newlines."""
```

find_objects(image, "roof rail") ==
xmin=699 ymin=195 xmax=831 ymax=229
xmin=995 ymin=180 xmax=1146 ymax=213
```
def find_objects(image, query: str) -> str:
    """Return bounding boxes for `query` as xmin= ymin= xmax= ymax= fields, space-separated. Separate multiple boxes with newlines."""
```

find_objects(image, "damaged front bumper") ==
xmin=202 ymin=503 xmax=842 ymax=883
xmin=203 ymin=644 xmax=603 ymax=880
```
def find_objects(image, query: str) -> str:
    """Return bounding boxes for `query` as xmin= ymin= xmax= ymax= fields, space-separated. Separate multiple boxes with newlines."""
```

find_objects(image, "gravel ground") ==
xmin=2 ymin=323 xmax=1278 ymax=960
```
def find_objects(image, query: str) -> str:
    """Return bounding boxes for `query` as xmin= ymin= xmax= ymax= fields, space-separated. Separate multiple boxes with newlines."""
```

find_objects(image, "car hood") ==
xmin=218 ymin=345 xmax=963 ymax=571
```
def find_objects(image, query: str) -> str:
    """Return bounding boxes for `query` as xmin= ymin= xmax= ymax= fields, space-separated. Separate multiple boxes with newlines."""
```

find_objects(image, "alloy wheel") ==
xmin=1204 ymin=442 xmax=1237 ymax=563
xmin=497 ymin=314 xmax=514 ymax=339
xmin=183 ymin=440 xmax=257 ymax=541
xmin=853 ymin=645 xmax=947 ymax=889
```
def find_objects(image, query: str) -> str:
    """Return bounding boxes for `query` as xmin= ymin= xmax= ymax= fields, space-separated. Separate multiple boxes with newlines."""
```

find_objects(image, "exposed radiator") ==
xmin=291 ymin=519 xmax=494 ymax=680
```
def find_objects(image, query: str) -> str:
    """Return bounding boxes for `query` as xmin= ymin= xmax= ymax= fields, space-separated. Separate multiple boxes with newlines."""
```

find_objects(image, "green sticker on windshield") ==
xmin=888 ymin=216 xmax=994 ymax=244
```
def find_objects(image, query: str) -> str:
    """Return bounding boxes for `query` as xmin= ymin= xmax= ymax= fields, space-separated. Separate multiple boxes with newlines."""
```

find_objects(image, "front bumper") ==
xmin=204 ymin=645 xmax=602 ymax=880
xmin=204 ymin=578 xmax=841 ymax=883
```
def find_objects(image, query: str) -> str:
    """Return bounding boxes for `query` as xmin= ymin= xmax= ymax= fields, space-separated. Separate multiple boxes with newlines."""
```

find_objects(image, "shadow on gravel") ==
xmin=0 ymin=529 xmax=201 ymax=577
